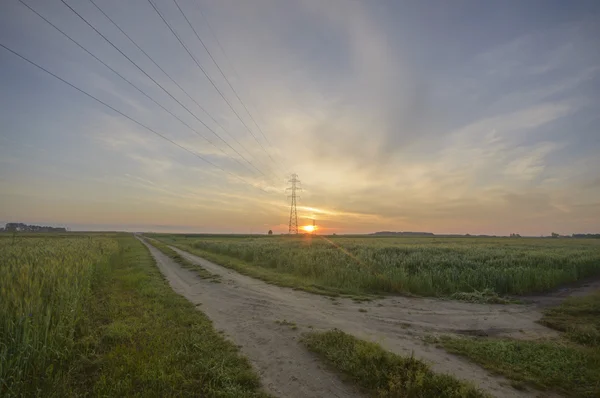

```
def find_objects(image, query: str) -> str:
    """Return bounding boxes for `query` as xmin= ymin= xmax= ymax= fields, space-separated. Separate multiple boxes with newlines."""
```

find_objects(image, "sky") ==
xmin=1 ymin=0 xmax=599 ymax=235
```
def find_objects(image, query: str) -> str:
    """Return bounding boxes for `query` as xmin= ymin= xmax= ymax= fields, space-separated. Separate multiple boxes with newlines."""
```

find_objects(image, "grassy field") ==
xmin=149 ymin=234 xmax=600 ymax=298
xmin=302 ymin=329 xmax=487 ymax=397
xmin=432 ymin=292 xmax=600 ymax=397
xmin=0 ymin=234 xmax=266 ymax=397
xmin=4 ymin=232 xmax=598 ymax=396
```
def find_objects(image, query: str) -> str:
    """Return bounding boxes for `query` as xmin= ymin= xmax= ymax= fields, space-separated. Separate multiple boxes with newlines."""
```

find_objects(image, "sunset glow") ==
xmin=0 ymin=1 xmax=598 ymax=236
xmin=302 ymin=225 xmax=316 ymax=233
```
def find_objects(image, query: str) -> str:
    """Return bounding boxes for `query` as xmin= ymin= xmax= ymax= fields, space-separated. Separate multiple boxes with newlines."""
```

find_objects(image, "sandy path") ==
xmin=139 ymin=238 xmax=555 ymax=398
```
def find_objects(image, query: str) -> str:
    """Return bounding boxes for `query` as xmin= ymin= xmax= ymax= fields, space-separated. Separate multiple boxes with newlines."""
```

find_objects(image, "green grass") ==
xmin=540 ymin=291 xmax=600 ymax=346
xmin=0 ymin=234 xmax=267 ymax=397
xmin=148 ymin=234 xmax=600 ymax=298
xmin=434 ymin=292 xmax=600 ymax=397
xmin=301 ymin=329 xmax=487 ymax=397
xmin=144 ymin=237 xmax=221 ymax=281
xmin=435 ymin=337 xmax=600 ymax=397
xmin=147 ymin=237 xmax=350 ymax=297
xmin=0 ymin=234 xmax=119 ymax=395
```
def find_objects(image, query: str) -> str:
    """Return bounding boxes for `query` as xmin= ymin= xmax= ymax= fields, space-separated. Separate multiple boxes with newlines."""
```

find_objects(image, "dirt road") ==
xmin=139 ymin=238 xmax=557 ymax=398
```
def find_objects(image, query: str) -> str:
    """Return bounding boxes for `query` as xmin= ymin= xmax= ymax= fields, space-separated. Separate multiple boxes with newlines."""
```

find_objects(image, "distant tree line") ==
xmin=370 ymin=231 xmax=435 ymax=236
xmin=1 ymin=223 xmax=67 ymax=233
xmin=571 ymin=234 xmax=600 ymax=239
xmin=368 ymin=231 xmax=599 ymax=239
xmin=547 ymin=232 xmax=600 ymax=239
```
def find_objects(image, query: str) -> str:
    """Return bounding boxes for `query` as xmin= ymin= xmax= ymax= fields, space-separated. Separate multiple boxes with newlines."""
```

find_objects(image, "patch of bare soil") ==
xmin=139 ymin=238 xmax=567 ymax=398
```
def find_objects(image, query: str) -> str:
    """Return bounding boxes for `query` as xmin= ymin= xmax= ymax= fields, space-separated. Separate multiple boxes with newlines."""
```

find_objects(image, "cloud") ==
xmin=503 ymin=142 xmax=561 ymax=181
xmin=2 ymin=0 xmax=599 ymax=234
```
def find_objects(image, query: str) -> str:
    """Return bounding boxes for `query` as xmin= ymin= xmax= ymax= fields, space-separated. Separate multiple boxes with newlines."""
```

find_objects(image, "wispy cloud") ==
xmin=1 ymin=0 xmax=599 ymax=234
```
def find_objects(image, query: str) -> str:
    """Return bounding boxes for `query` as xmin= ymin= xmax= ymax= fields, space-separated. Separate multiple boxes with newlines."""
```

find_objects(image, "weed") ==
xmin=275 ymin=319 xmax=297 ymax=329
xmin=301 ymin=329 xmax=487 ymax=397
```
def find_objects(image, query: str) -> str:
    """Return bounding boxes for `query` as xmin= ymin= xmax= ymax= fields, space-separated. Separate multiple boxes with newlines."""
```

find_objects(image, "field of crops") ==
xmin=0 ymin=234 xmax=119 ymax=395
xmin=155 ymin=234 xmax=600 ymax=297
xmin=0 ymin=234 xmax=265 ymax=397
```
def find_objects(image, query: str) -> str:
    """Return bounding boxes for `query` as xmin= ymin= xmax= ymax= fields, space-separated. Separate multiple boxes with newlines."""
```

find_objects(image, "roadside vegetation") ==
xmin=541 ymin=291 xmax=600 ymax=346
xmin=302 ymin=329 xmax=487 ymax=397
xmin=149 ymin=234 xmax=600 ymax=298
xmin=0 ymin=234 xmax=266 ymax=397
xmin=432 ymin=292 xmax=600 ymax=397
xmin=0 ymin=234 xmax=118 ymax=395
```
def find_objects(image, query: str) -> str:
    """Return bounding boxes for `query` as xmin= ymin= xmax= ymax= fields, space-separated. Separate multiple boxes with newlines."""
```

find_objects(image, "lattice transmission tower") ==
xmin=286 ymin=174 xmax=301 ymax=234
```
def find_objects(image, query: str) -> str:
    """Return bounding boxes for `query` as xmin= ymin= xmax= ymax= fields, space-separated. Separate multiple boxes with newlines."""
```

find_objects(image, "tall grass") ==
xmin=0 ymin=236 xmax=118 ymax=395
xmin=154 ymin=235 xmax=600 ymax=297
xmin=1 ymin=235 xmax=268 ymax=397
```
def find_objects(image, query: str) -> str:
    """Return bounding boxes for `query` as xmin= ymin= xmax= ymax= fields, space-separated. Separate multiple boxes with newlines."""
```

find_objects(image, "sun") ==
xmin=302 ymin=225 xmax=316 ymax=233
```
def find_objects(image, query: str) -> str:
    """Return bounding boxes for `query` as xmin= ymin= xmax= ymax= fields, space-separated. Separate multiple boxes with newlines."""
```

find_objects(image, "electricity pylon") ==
xmin=286 ymin=174 xmax=301 ymax=234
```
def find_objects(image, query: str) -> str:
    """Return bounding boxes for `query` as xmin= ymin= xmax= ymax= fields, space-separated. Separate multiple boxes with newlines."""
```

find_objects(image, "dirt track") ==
xmin=139 ymin=238 xmax=562 ymax=398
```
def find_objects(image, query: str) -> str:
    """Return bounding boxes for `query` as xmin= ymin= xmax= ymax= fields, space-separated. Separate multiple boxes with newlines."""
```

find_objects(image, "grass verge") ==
xmin=540 ymin=291 xmax=600 ymax=346
xmin=144 ymin=237 xmax=221 ymax=281
xmin=74 ymin=236 xmax=266 ymax=397
xmin=434 ymin=292 xmax=600 ymax=397
xmin=435 ymin=336 xmax=600 ymax=397
xmin=301 ymin=329 xmax=487 ymax=397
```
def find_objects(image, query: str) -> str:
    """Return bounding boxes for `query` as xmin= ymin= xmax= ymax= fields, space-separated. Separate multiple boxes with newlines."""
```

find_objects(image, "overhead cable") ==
xmin=147 ymin=0 xmax=284 ymax=182
xmin=0 ymin=42 xmax=269 ymax=193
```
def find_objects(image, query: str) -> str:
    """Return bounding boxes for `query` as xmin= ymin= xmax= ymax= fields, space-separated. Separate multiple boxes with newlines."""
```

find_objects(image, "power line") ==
xmin=59 ymin=0 xmax=277 ymax=184
xmin=194 ymin=2 xmax=292 ymax=175
xmin=0 ymin=42 xmax=268 ymax=192
xmin=195 ymin=3 xmax=267 ymax=125
xmin=172 ymin=0 xmax=287 ymax=174
xmin=146 ymin=0 xmax=284 ymax=182
xmin=16 ymin=0 xmax=257 ymax=180
xmin=87 ymin=0 xmax=274 ymax=182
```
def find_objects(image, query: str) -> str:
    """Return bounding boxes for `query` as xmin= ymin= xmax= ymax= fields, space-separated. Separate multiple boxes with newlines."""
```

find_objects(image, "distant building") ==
xmin=4 ymin=223 xmax=67 ymax=233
